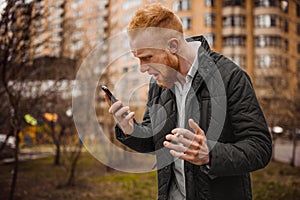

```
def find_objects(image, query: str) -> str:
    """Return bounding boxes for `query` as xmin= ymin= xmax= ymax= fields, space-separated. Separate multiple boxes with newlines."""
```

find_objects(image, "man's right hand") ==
xmin=104 ymin=93 xmax=135 ymax=135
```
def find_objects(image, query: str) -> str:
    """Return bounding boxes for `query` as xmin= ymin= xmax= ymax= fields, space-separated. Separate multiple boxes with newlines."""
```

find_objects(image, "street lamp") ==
xmin=273 ymin=126 xmax=283 ymax=134
xmin=66 ymin=108 xmax=72 ymax=117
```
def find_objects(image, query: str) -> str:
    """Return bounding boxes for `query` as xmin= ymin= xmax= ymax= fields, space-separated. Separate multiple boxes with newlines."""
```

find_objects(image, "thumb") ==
xmin=188 ymin=119 xmax=204 ymax=135
xmin=103 ymin=93 xmax=112 ymax=106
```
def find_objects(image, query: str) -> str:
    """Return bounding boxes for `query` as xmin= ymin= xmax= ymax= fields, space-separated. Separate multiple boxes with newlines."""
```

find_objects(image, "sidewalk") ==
xmin=1 ymin=146 xmax=54 ymax=164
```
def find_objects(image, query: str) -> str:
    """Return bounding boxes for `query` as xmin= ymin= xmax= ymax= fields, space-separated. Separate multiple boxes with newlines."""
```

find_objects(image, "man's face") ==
xmin=130 ymin=32 xmax=179 ymax=89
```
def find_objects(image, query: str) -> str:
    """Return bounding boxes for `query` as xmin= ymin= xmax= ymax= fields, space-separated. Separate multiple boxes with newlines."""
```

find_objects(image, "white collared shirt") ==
xmin=168 ymin=41 xmax=200 ymax=200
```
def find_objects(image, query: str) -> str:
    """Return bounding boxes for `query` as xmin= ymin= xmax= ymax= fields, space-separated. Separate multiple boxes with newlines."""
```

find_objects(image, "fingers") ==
xmin=164 ymin=120 xmax=209 ymax=165
xmin=108 ymin=101 xmax=125 ymax=115
xmin=163 ymin=141 xmax=186 ymax=153
xmin=171 ymin=128 xmax=205 ymax=144
xmin=164 ymin=141 xmax=200 ymax=155
xmin=109 ymin=102 xmax=134 ymax=120
xmin=188 ymin=119 xmax=205 ymax=136
xmin=166 ymin=133 xmax=201 ymax=149
xmin=103 ymin=93 xmax=112 ymax=106
xmin=172 ymin=128 xmax=194 ymax=141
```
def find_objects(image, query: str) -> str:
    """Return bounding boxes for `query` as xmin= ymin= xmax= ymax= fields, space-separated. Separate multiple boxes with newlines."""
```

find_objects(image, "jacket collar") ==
xmin=186 ymin=36 xmax=213 ymax=93
xmin=170 ymin=36 xmax=216 ymax=95
xmin=186 ymin=35 xmax=211 ymax=52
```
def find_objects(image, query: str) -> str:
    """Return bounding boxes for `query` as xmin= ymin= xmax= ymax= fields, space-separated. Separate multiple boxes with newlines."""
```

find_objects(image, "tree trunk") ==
xmin=50 ymin=121 xmax=61 ymax=165
xmin=9 ymin=129 xmax=20 ymax=200
xmin=54 ymin=142 xmax=61 ymax=165
xmin=66 ymin=144 xmax=82 ymax=186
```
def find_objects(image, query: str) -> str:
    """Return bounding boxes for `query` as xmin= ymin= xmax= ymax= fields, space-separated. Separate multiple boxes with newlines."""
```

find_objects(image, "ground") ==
xmin=0 ymin=151 xmax=299 ymax=200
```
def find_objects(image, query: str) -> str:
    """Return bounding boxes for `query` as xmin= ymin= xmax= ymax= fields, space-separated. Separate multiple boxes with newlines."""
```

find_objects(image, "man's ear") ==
xmin=167 ymin=38 xmax=179 ymax=54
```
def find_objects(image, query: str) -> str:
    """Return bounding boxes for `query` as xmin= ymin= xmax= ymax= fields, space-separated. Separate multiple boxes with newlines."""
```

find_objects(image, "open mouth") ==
xmin=153 ymin=73 xmax=159 ymax=80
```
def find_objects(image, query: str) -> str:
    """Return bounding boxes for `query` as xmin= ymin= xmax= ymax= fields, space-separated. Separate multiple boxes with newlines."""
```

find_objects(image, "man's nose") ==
xmin=140 ymin=63 xmax=149 ymax=73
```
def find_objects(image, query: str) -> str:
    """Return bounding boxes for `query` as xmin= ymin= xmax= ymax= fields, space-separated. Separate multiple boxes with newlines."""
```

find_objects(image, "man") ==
xmin=104 ymin=3 xmax=272 ymax=200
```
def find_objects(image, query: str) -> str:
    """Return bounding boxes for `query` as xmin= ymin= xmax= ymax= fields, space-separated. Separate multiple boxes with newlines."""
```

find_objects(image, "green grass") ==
xmin=252 ymin=161 xmax=300 ymax=200
xmin=0 ymin=152 xmax=299 ymax=200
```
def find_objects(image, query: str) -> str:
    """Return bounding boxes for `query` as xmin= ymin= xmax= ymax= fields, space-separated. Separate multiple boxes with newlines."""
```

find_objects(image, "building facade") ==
xmin=31 ymin=0 xmax=109 ymax=61
xmin=25 ymin=0 xmax=299 ymax=129
xmin=107 ymin=0 xmax=300 ymax=129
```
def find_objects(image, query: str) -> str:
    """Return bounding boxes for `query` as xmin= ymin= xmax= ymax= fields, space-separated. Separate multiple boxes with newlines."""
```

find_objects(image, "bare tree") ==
xmin=0 ymin=0 xmax=51 ymax=199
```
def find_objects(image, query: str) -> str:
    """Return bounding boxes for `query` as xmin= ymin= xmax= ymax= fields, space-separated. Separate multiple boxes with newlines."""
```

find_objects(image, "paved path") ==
xmin=1 ymin=148 xmax=54 ymax=164
xmin=1 ymin=140 xmax=299 ymax=166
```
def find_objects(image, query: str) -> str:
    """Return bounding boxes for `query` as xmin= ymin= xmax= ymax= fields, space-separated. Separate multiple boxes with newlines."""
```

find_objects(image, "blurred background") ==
xmin=0 ymin=0 xmax=299 ymax=199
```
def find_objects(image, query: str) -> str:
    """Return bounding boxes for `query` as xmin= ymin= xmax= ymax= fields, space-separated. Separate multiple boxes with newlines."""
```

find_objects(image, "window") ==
xmin=298 ymin=43 xmax=300 ymax=54
xmin=71 ymin=10 xmax=83 ymax=18
xmin=283 ymin=57 xmax=289 ymax=68
xmin=54 ymin=0 xmax=63 ymax=8
xmin=255 ymin=14 xmax=281 ymax=28
xmin=284 ymin=39 xmax=289 ymax=51
xmin=255 ymin=36 xmax=282 ymax=48
xmin=123 ymin=0 xmax=141 ymax=10
xmin=52 ymin=31 xmax=62 ymax=40
xmin=205 ymin=0 xmax=215 ymax=7
xmin=229 ymin=55 xmax=246 ymax=68
xmin=283 ymin=19 xmax=288 ymax=32
xmin=255 ymin=77 xmax=269 ymax=88
xmin=273 ymin=77 xmax=289 ymax=89
xmin=297 ymin=60 xmax=300 ymax=72
xmin=98 ymin=17 xmax=104 ymax=24
xmin=205 ymin=33 xmax=215 ymax=46
xmin=223 ymin=15 xmax=245 ymax=27
xmin=36 ymin=45 xmax=44 ymax=53
xmin=88 ymin=6 xmax=97 ymax=13
xmin=71 ymin=0 xmax=83 ymax=9
xmin=223 ymin=35 xmax=246 ymax=46
xmin=223 ymin=0 xmax=245 ymax=7
xmin=297 ymin=23 xmax=300 ymax=35
xmin=255 ymin=55 xmax=283 ymax=68
xmin=255 ymin=0 xmax=281 ymax=7
xmin=174 ymin=0 xmax=191 ymax=12
xmin=75 ymin=19 xmax=83 ymax=28
xmin=71 ymin=31 xmax=83 ymax=40
xmin=181 ymin=17 xmax=191 ymax=30
xmin=297 ymin=4 xmax=300 ymax=17
xmin=70 ymin=40 xmax=83 ymax=52
xmin=205 ymin=13 xmax=215 ymax=26
xmin=281 ymin=0 xmax=288 ymax=13
xmin=47 ymin=23 xmax=61 ymax=30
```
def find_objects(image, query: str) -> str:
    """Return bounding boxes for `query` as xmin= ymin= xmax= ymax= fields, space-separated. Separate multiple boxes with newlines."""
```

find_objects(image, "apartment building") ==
xmin=107 ymin=0 xmax=300 ymax=129
xmin=31 ymin=0 xmax=109 ymax=61
xmin=63 ymin=0 xmax=109 ymax=60
xmin=31 ymin=0 xmax=65 ymax=58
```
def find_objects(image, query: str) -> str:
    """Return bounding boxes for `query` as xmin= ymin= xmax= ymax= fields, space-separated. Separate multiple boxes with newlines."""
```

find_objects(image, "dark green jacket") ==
xmin=116 ymin=36 xmax=272 ymax=200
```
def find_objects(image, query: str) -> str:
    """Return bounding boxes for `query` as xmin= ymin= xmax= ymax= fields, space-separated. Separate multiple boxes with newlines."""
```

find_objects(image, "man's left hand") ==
xmin=163 ymin=119 xmax=210 ymax=166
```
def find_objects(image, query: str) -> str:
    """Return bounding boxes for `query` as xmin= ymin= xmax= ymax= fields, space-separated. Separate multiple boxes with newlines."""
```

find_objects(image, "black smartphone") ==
xmin=101 ymin=85 xmax=128 ymax=116
xmin=101 ymin=85 xmax=118 ymax=103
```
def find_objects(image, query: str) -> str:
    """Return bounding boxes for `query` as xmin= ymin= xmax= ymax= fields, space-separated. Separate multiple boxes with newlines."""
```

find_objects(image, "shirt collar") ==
xmin=186 ymin=41 xmax=201 ymax=82
xmin=186 ymin=54 xmax=198 ymax=83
